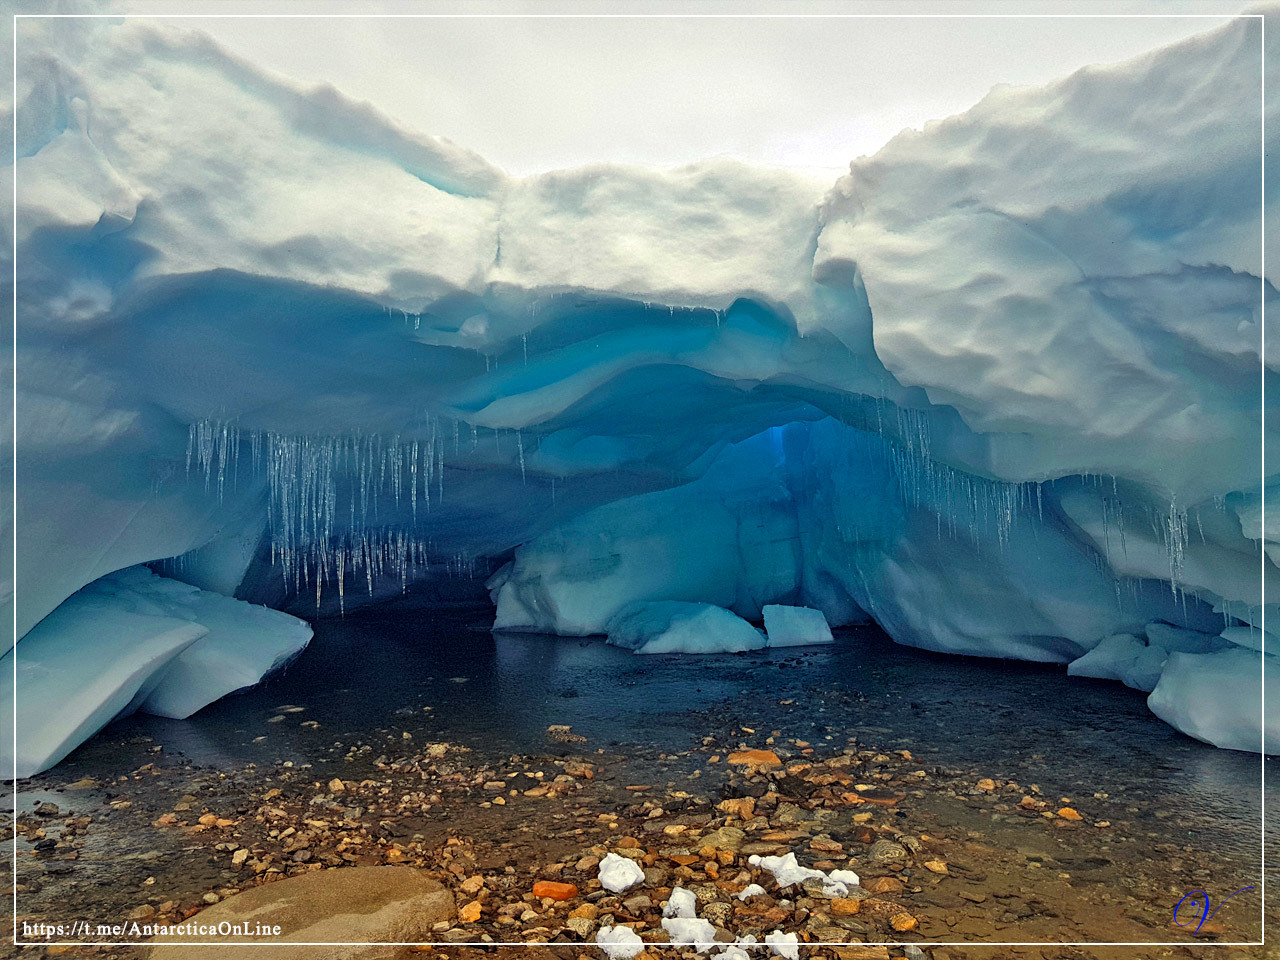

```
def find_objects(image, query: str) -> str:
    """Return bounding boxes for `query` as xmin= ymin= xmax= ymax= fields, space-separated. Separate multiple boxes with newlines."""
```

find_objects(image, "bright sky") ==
xmin=110 ymin=0 xmax=1255 ymax=176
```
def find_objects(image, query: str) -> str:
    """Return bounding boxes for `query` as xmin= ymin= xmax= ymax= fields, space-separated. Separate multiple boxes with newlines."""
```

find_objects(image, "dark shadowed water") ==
xmin=42 ymin=598 xmax=1268 ymax=886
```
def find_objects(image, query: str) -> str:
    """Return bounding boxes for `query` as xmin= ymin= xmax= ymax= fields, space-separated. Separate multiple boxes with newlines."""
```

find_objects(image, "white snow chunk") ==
xmin=714 ymin=946 xmax=751 ymax=960
xmin=748 ymin=852 xmax=826 ymax=889
xmin=763 ymin=605 xmax=833 ymax=647
xmin=596 ymin=925 xmax=645 ymax=960
xmin=736 ymin=884 xmax=766 ymax=900
xmin=608 ymin=601 xmax=765 ymax=655
xmin=1148 ymin=648 xmax=1279 ymax=753
xmin=664 ymin=886 xmax=699 ymax=919
xmin=828 ymin=869 xmax=861 ymax=887
xmin=598 ymin=852 xmax=646 ymax=893
xmin=764 ymin=930 xmax=800 ymax=959
xmin=661 ymin=916 xmax=717 ymax=946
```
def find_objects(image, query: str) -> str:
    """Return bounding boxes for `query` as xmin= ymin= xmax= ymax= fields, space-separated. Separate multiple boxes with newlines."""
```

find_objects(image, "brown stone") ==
xmin=976 ymin=778 xmax=996 ymax=792
xmin=864 ymin=876 xmax=905 ymax=894
xmin=830 ymin=897 xmax=861 ymax=916
xmin=1057 ymin=807 xmax=1083 ymax=821
xmin=923 ymin=860 xmax=949 ymax=874
xmin=727 ymin=750 xmax=781 ymax=769
xmin=860 ymin=790 xmax=905 ymax=807
xmin=890 ymin=912 xmax=919 ymax=932
xmin=146 ymin=866 xmax=455 ymax=959
xmin=835 ymin=947 xmax=890 ymax=960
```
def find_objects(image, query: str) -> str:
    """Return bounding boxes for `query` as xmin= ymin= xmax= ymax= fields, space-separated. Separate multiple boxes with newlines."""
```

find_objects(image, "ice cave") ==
xmin=5 ymin=9 xmax=1274 ymax=788
xmin=5 ymin=7 xmax=1276 ymax=951
xmin=5 ymin=10 xmax=1275 ymax=782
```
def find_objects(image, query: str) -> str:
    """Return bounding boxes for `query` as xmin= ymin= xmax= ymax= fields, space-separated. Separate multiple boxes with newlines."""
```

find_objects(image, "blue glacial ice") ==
xmin=2 ymin=12 xmax=1276 ymax=773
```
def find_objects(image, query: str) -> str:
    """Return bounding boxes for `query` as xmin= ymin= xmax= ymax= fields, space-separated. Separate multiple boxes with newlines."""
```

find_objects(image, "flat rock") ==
xmin=147 ymin=866 xmax=455 ymax=960
xmin=698 ymin=825 xmax=746 ymax=851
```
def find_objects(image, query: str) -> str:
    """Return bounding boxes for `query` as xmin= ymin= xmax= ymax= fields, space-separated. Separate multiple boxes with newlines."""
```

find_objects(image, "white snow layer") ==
xmin=8 ymin=15 xmax=1276 ymax=756
xmin=1 ymin=567 xmax=311 ymax=777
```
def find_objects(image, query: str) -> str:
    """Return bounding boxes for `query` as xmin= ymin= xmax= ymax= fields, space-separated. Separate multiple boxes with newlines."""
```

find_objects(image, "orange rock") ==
xmin=459 ymin=900 xmax=482 ymax=923
xmin=976 ymin=778 xmax=996 ymax=792
xmin=890 ymin=912 xmax=919 ymax=932
xmin=727 ymin=750 xmax=781 ymax=769
xmin=532 ymin=880 xmax=578 ymax=901
xmin=1020 ymin=796 xmax=1039 ymax=810
xmin=830 ymin=898 xmax=861 ymax=916
xmin=923 ymin=860 xmax=949 ymax=875
xmin=717 ymin=797 xmax=756 ymax=820
xmin=1057 ymin=807 xmax=1083 ymax=821
xmin=669 ymin=854 xmax=700 ymax=866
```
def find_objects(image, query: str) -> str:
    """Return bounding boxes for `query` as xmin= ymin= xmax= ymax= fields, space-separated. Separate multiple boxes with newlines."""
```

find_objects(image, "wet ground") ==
xmin=2 ymin=600 xmax=1273 ymax=958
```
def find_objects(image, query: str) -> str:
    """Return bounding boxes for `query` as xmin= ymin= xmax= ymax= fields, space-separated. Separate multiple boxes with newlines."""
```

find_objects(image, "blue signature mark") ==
xmin=1173 ymin=886 xmax=1255 ymax=933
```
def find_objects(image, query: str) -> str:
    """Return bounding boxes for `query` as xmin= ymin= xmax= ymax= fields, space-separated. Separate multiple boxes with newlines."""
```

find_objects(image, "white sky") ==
xmin=107 ymin=0 xmax=1256 ymax=176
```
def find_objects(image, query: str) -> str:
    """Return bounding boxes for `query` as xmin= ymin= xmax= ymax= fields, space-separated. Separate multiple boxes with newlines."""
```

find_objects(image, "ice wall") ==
xmin=5 ymin=11 xmax=1276 ymax=759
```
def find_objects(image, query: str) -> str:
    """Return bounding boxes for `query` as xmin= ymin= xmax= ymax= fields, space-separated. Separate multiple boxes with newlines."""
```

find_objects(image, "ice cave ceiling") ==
xmin=3 ymin=12 xmax=1278 ymax=775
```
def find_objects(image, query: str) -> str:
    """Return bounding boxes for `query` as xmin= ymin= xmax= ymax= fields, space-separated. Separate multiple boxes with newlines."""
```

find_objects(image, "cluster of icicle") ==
xmin=186 ymin=416 xmax=487 ymax=611
xmin=184 ymin=387 xmax=1201 ymax=615
xmin=863 ymin=404 xmax=1196 ymax=605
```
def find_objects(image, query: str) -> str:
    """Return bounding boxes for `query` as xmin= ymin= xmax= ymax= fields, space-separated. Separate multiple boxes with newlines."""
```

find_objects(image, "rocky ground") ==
xmin=1 ymin=702 xmax=1271 ymax=960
